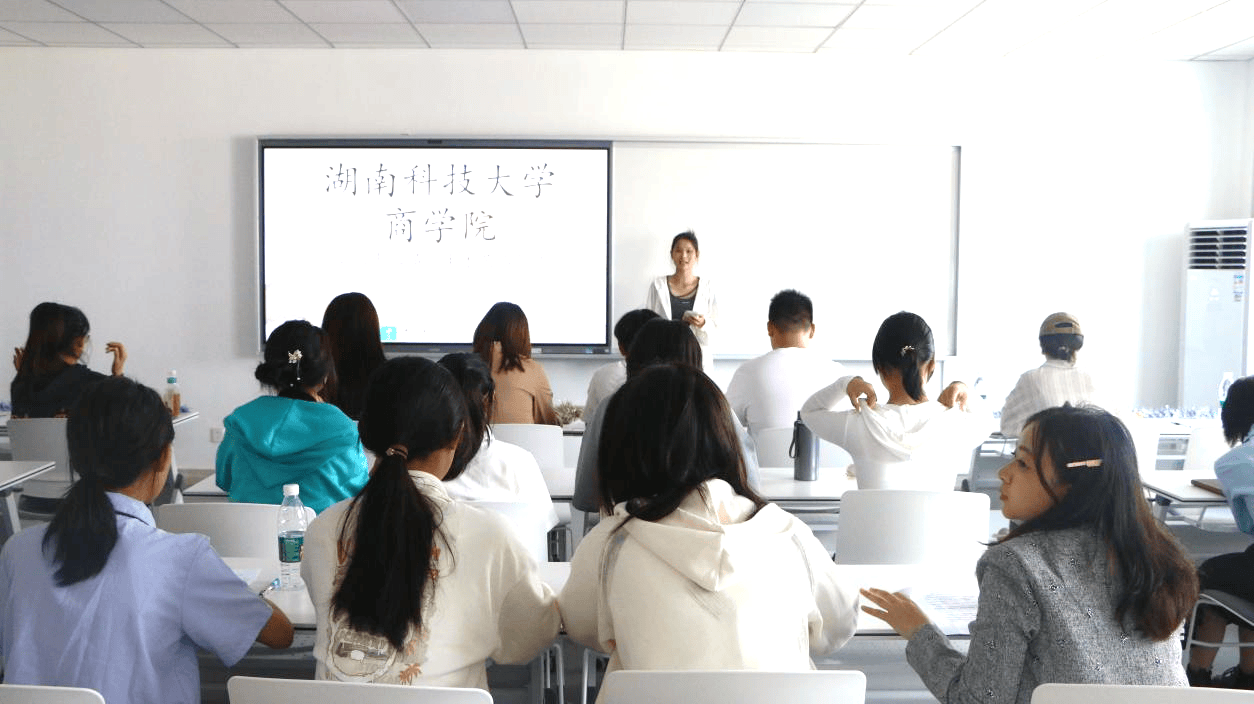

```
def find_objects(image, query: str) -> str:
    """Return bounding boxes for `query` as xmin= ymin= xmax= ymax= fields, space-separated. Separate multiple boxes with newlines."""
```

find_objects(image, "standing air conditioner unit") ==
xmin=1180 ymin=219 xmax=1252 ymax=410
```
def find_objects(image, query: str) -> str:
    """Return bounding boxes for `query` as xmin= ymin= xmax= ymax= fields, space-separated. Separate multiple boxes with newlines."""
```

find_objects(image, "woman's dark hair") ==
xmin=16 ymin=302 xmax=91 ymax=379
xmin=671 ymin=231 xmax=699 ymax=253
xmin=871 ymin=311 xmax=935 ymax=402
xmin=437 ymin=352 xmax=494 ymax=478
xmin=598 ymin=363 xmax=763 ymax=519
xmin=1222 ymin=376 xmax=1254 ymax=446
xmin=321 ymin=293 xmax=387 ymax=420
xmin=625 ymin=319 xmax=703 ymax=378
xmin=256 ymin=320 xmax=333 ymax=398
xmin=1040 ymin=333 xmax=1084 ymax=363
xmin=1002 ymin=405 xmax=1198 ymax=641
xmin=613 ymin=309 xmax=661 ymax=355
xmin=472 ymin=302 xmax=531 ymax=374
xmin=42 ymin=376 xmax=173 ymax=586
xmin=333 ymin=357 xmax=468 ymax=651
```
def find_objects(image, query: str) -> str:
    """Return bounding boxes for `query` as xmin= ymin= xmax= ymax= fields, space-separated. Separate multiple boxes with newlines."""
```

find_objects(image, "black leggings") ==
xmin=1199 ymin=542 xmax=1254 ymax=602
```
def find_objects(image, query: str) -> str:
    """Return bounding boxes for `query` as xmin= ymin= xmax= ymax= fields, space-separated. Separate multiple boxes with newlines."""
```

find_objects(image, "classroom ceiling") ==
xmin=1 ymin=0 xmax=1253 ymax=60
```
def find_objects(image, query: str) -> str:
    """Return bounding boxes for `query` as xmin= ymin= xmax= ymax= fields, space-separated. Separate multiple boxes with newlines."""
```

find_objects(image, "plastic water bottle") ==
xmin=277 ymin=484 xmax=307 ymax=591
xmin=164 ymin=370 xmax=181 ymax=417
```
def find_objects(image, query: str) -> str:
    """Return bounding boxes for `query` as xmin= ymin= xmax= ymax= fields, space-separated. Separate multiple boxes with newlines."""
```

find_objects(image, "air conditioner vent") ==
xmin=1189 ymin=228 xmax=1249 ymax=270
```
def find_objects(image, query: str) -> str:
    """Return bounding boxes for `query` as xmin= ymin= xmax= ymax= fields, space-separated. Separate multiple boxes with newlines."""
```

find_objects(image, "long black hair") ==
xmin=256 ymin=320 xmax=334 ymax=399
xmin=16 ymin=302 xmax=91 ymax=379
xmin=1003 ymin=405 xmax=1198 ymax=640
xmin=42 ymin=376 xmax=173 ymax=586
xmin=321 ymin=293 xmax=387 ymax=420
xmin=437 ymin=352 xmax=494 ymax=478
xmin=871 ymin=311 xmax=934 ymax=402
xmin=598 ymin=363 xmax=764 ymax=520
xmin=624 ymin=319 xmax=703 ymax=378
xmin=332 ymin=357 xmax=468 ymax=651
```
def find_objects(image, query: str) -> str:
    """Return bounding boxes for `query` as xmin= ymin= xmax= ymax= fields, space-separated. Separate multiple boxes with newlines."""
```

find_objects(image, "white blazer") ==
xmin=644 ymin=274 xmax=718 ymax=372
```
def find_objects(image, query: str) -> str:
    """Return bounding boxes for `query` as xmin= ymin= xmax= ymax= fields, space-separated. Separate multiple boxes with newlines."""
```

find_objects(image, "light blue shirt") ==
xmin=1216 ymin=433 xmax=1254 ymax=536
xmin=0 ymin=492 xmax=273 ymax=704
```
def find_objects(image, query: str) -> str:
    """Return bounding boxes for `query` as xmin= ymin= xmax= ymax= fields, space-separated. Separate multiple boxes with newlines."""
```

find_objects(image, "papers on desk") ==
xmin=912 ymin=590 xmax=978 ymax=636
xmin=232 ymin=567 xmax=261 ymax=587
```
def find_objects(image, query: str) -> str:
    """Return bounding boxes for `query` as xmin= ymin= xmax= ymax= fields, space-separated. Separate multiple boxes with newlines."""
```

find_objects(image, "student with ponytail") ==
xmin=302 ymin=357 xmax=559 ymax=688
xmin=0 ymin=377 xmax=293 ymax=704
xmin=216 ymin=320 xmax=368 ymax=513
xmin=801 ymin=311 xmax=989 ymax=490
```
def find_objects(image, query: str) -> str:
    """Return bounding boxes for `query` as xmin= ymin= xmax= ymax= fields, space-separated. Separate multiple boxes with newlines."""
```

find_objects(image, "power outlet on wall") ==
xmin=210 ymin=427 xmax=225 ymax=443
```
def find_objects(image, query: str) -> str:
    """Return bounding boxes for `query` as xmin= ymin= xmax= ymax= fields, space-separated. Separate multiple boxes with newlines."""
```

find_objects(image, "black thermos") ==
xmin=790 ymin=411 xmax=819 ymax=481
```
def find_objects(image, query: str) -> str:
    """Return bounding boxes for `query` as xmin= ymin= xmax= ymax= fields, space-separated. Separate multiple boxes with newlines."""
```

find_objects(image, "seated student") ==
xmin=726 ymin=289 xmax=844 ymax=440
xmin=438 ymin=352 xmax=559 ymax=530
xmin=561 ymin=364 xmax=859 ymax=683
xmin=216 ymin=320 xmax=369 ymax=513
xmin=1186 ymin=376 xmax=1254 ymax=689
xmin=999 ymin=312 xmax=1099 ymax=438
xmin=0 ymin=377 xmax=293 ymax=704
xmin=572 ymin=318 xmax=760 ymax=514
xmin=321 ymin=292 xmax=387 ymax=421
xmin=863 ymin=405 xmax=1198 ymax=700
xmin=302 ymin=357 xmax=560 ymax=687
xmin=801 ymin=311 xmax=988 ymax=491
xmin=584 ymin=308 xmax=659 ymax=421
xmin=472 ymin=302 xmax=560 ymax=425
xmin=10 ymin=301 xmax=126 ymax=417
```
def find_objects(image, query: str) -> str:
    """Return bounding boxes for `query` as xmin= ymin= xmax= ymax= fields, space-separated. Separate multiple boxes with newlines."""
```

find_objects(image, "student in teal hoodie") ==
xmin=216 ymin=320 xmax=368 ymax=514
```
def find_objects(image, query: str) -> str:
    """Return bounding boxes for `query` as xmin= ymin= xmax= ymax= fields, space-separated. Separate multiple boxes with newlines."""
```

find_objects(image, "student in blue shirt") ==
xmin=0 ymin=376 xmax=293 ymax=704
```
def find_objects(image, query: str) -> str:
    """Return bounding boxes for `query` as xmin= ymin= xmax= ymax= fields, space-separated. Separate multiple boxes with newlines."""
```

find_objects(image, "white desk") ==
xmin=184 ymin=474 xmax=227 ymax=500
xmin=224 ymin=556 xmax=318 ymax=629
xmin=0 ymin=460 xmax=56 ymax=536
xmin=758 ymin=466 xmax=857 ymax=505
xmin=1140 ymin=469 xmax=1231 ymax=528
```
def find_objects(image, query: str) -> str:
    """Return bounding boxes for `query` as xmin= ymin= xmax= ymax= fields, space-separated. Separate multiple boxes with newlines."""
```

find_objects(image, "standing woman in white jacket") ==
xmin=801 ymin=311 xmax=989 ymax=491
xmin=561 ymin=363 xmax=859 ymax=686
xmin=645 ymin=231 xmax=717 ymax=372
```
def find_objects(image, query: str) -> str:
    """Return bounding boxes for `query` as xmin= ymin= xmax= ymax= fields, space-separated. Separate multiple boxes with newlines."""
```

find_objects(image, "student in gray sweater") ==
xmin=862 ymin=405 xmax=1198 ymax=703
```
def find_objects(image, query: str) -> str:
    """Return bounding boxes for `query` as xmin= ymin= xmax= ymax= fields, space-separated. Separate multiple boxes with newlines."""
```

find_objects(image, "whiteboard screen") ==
xmin=259 ymin=140 xmax=611 ymax=350
xmin=611 ymin=143 xmax=958 ymax=360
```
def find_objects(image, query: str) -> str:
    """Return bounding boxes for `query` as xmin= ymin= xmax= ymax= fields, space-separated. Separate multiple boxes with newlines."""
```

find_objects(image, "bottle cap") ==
xmin=282 ymin=484 xmax=299 ymax=497
xmin=167 ymin=369 xmax=177 ymax=383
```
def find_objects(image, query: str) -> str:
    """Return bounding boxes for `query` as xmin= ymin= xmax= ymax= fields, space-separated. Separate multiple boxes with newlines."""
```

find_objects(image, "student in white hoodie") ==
xmin=560 ymin=363 xmax=859 ymax=683
xmin=801 ymin=311 xmax=989 ymax=491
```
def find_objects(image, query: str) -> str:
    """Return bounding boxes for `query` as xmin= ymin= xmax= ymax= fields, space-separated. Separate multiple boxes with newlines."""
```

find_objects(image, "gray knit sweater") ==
xmin=906 ymin=528 xmax=1187 ymax=704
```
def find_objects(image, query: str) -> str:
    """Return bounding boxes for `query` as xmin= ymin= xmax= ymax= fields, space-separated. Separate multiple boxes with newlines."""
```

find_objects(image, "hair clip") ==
xmin=287 ymin=350 xmax=302 ymax=364
xmin=385 ymin=445 xmax=409 ymax=460
xmin=900 ymin=345 xmax=915 ymax=356
xmin=1065 ymin=459 xmax=1102 ymax=469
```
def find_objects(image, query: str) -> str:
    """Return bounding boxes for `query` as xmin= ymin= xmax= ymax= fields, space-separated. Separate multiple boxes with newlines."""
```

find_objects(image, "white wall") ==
xmin=1 ymin=49 xmax=1249 ymax=468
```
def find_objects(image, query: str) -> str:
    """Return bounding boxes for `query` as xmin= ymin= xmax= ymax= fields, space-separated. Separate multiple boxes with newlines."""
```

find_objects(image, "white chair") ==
xmin=0 ymin=684 xmax=106 ymax=703
xmin=465 ymin=500 xmax=551 ymax=564
xmin=598 ymin=670 xmax=866 ymax=704
xmin=154 ymin=502 xmax=315 ymax=559
xmin=1184 ymin=423 xmax=1229 ymax=473
xmin=227 ymin=675 xmax=492 ymax=703
xmin=754 ymin=427 xmax=794 ymax=467
xmin=490 ymin=424 xmax=564 ymax=471
xmin=820 ymin=439 xmax=853 ymax=470
xmin=1031 ymin=682 xmax=1250 ymax=703
xmin=7 ymin=417 xmax=71 ymax=500
xmin=835 ymin=490 xmax=990 ymax=566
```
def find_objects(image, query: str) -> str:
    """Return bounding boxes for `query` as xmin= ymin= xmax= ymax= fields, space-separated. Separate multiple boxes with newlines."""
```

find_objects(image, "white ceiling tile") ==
xmin=206 ymin=21 xmax=329 ymax=44
xmin=0 ymin=0 xmax=82 ymax=21
xmin=626 ymin=1 xmax=740 ymax=26
xmin=311 ymin=22 xmax=425 ymax=43
xmin=840 ymin=3 xmax=973 ymax=30
xmin=280 ymin=0 xmax=406 ymax=23
xmin=417 ymin=22 xmax=523 ymax=46
xmin=103 ymin=22 xmax=233 ymax=45
xmin=521 ymin=22 xmax=622 ymax=46
xmin=1 ymin=20 xmax=133 ymax=43
xmin=722 ymin=24 xmax=831 ymax=50
xmin=52 ymin=0 xmax=190 ymax=23
xmin=0 ymin=23 xmax=39 ymax=42
xmin=512 ymin=1 xmax=623 ymax=24
xmin=736 ymin=2 xmax=856 ymax=27
xmin=397 ymin=0 xmax=514 ymax=24
xmin=820 ymin=26 xmax=927 ymax=53
xmin=1197 ymin=33 xmax=1254 ymax=59
xmin=624 ymin=22 xmax=724 ymax=48
xmin=164 ymin=0 xmax=296 ymax=24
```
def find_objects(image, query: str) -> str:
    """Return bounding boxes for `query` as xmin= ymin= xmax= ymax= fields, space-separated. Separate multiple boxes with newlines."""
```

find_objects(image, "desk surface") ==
xmin=0 ymin=460 xmax=55 ymax=491
xmin=1141 ymin=469 xmax=1230 ymax=505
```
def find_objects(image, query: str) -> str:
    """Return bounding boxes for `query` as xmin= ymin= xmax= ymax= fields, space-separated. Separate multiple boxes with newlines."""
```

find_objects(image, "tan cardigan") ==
xmin=488 ymin=344 xmax=560 ymax=425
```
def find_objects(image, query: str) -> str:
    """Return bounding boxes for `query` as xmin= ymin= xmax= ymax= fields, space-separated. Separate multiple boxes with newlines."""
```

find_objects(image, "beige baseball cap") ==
xmin=1040 ymin=312 xmax=1082 ymax=337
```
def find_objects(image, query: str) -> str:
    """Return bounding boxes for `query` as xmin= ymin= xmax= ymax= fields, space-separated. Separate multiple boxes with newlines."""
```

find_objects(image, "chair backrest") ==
xmin=754 ymin=427 xmax=794 ymax=467
xmin=465 ymin=500 xmax=550 ymax=563
xmin=835 ymin=489 xmax=990 ymax=565
xmin=820 ymin=439 xmax=853 ymax=469
xmin=0 ymin=684 xmax=106 ymax=703
xmin=1184 ymin=423 xmax=1228 ymax=473
xmin=490 ymin=424 xmax=564 ymax=471
xmin=154 ymin=503 xmax=316 ymax=559
xmin=599 ymin=670 xmax=866 ymax=704
xmin=1032 ymin=683 xmax=1251 ymax=703
xmin=227 ymin=676 xmax=493 ymax=703
xmin=7 ymin=417 xmax=72 ymax=498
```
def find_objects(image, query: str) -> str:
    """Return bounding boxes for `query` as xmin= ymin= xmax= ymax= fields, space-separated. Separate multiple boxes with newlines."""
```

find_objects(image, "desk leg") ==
xmin=1151 ymin=496 xmax=1170 ymax=523
xmin=0 ymin=490 xmax=19 ymax=541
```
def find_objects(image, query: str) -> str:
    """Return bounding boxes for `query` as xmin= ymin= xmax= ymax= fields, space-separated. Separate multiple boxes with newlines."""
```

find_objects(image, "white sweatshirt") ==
xmin=560 ymin=479 xmax=859 ymax=686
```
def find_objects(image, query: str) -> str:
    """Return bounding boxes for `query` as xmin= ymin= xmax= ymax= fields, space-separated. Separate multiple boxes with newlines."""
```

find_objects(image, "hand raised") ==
xmin=846 ymin=376 xmax=877 ymax=410
xmin=105 ymin=342 xmax=127 ymax=376
xmin=938 ymin=381 xmax=969 ymax=411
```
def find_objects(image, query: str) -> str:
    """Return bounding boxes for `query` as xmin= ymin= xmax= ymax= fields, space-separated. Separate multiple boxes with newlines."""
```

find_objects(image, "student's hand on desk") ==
xmin=12 ymin=347 xmax=23 ymax=371
xmin=105 ymin=342 xmax=126 ymax=376
xmin=938 ymin=382 xmax=969 ymax=411
xmin=860 ymin=588 xmax=931 ymax=640
xmin=846 ymin=376 xmax=877 ymax=410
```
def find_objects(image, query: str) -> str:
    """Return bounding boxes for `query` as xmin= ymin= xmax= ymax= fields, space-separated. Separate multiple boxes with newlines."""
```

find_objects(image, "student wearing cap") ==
xmin=999 ymin=312 xmax=1099 ymax=438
